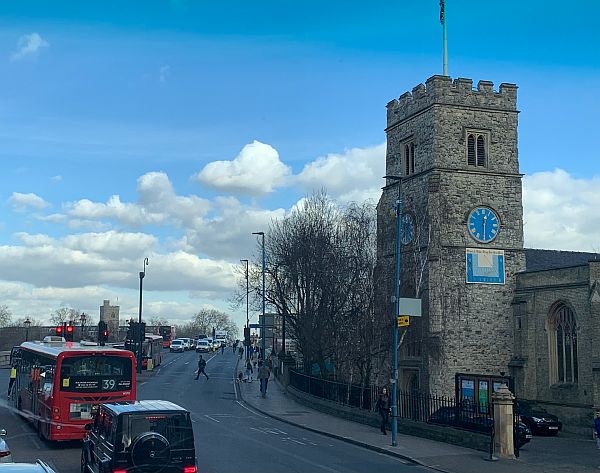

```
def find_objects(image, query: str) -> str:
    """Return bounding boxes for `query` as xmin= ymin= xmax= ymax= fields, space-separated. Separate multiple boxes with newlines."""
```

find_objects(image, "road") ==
xmin=0 ymin=349 xmax=432 ymax=472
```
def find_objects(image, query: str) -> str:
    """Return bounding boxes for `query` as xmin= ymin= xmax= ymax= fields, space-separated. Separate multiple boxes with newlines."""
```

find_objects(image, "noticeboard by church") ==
xmin=466 ymin=248 xmax=505 ymax=284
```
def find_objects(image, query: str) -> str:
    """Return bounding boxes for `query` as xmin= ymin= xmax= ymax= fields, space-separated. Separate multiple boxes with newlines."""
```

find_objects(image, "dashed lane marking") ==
xmin=204 ymin=415 xmax=221 ymax=423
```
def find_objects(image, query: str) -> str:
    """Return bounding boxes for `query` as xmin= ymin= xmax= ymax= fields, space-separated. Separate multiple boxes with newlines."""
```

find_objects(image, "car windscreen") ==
xmin=118 ymin=413 xmax=194 ymax=451
xmin=60 ymin=355 xmax=132 ymax=392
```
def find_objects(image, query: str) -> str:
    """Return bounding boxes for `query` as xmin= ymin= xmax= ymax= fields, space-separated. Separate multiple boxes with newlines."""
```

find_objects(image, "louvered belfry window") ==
xmin=467 ymin=132 xmax=487 ymax=167
xmin=467 ymin=135 xmax=476 ymax=165
xmin=404 ymin=142 xmax=415 ymax=176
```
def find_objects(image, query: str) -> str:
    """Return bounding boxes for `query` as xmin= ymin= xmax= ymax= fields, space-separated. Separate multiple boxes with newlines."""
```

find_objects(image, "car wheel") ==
xmin=131 ymin=432 xmax=171 ymax=473
xmin=548 ymin=430 xmax=559 ymax=436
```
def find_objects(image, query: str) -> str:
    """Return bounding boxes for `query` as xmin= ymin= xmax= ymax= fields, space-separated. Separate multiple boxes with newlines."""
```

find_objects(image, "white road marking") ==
xmin=235 ymin=400 xmax=267 ymax=418
xmin=204 ymin=415 xmax=221 ymax=423
xmin=184 ymin=361 xmax=190 ymax=365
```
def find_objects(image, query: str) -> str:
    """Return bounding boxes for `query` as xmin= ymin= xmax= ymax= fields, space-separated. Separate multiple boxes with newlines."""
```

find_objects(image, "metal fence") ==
xmin=288 ymin=369 xmax=494 ymax=433
xmin=289 ymin=369 xmax=377 ymax=410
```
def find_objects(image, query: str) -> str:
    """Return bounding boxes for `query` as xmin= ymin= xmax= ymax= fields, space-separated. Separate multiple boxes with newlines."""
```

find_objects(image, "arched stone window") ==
xmin=548 ymin=304 xmax=578 ymax=384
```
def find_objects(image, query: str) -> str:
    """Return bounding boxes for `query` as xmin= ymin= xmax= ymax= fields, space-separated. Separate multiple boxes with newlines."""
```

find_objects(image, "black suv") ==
xmin=82 ymin=400 xmax=197 ymax=473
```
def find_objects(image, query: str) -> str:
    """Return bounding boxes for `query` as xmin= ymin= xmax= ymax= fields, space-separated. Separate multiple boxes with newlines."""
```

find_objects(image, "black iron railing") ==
xmin=288 ymin=369 xmax=493 ymax=433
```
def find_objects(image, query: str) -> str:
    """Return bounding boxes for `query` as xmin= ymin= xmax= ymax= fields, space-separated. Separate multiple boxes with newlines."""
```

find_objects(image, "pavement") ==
xmin=236 ymin=360 xmax=600 ymax=473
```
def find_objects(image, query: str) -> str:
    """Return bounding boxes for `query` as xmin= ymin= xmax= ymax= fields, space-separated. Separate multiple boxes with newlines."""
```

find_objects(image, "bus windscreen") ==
xmin=60 ymin=355 xmax=133 ymax=392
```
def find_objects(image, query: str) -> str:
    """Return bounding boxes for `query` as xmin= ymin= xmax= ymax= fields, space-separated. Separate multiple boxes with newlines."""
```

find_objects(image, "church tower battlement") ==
xmin=386 ymin=75 xmax=517 ymax=125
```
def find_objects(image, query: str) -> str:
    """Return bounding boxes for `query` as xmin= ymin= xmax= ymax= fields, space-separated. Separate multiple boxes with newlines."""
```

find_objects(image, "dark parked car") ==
xmin=516 ymin=400 xmax=562 ymax=435
xmin=516 ymin=420 xmax=533 ymax=448
xmin=429 ymin=407 xmax=533 ymax=448
xmin=82 ymin=400 xmax=197 ymax=473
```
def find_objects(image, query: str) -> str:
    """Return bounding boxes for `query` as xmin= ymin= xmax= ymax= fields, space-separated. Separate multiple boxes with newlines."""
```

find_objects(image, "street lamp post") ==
xmin=24 ymin=317 xmax=31 ymax=342
xmin=79 ymin=312 xmax=87 ymax=341
xmin=252 ymin=232 xmax=266 ymax=397
xmin=241 ymin=259 xmax=249 ymax=360
xmin=138 ymin=257 xmax=149 ymax=374
xmin=384 ymin=174 xmax=403 ymax=447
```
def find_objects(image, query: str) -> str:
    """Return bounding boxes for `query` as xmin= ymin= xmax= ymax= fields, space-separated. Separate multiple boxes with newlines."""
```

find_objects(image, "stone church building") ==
xmin=376 ymin=75 xmax=599 ymax=435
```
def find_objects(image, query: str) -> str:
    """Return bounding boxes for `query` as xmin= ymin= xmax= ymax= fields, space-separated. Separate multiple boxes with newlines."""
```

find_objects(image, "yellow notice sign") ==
xmin=397 ymin=316 xmax=410 ymax=327
xmin=62 ymin=378 xmax=70 ymax=388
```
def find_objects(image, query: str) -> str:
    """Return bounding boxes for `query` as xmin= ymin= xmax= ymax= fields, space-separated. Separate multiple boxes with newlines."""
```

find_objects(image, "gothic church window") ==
xmin=548 ymin=304 xmax=578 ymax=385
xmin=404 ymin=142 xmax=415 ymax=176
xmin=466 ymin=132 xmax=487 ymax=168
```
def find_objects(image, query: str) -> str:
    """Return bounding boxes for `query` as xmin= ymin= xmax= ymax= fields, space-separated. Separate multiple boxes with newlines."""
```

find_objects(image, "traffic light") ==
xmin=65 ymin=323 xmax=74 ymax=342
xmin=98 ymin=320 xmax=107 ymax=346
xmin=55 ymin=324 xmax=64 ymax=336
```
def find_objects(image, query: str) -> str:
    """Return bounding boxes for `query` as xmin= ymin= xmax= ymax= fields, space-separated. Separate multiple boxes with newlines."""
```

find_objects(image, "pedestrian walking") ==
xmin=195 ymin=354 xmax=209 ymax=380
xmin=221 ymin=344 xmax=225 ymax=355
xmin=245 ymin=359 xmax=253 ymax=382
xmin=7 ymin=364 xmax=17 ymax=399
xmin=238 ymin=345 xmax=244 ymax=359
xmin=375 ymin=386 xmax=391 ymax=435
xmin=259 ymin=364 xmax=271 ymax=397
xmin=594 ymin=410 xmax=600 ymax=449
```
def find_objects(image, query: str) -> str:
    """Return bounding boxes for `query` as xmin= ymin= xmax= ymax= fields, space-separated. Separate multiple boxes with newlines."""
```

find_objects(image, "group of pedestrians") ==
xmin=238 ymin=347 xmax=272 ymax=397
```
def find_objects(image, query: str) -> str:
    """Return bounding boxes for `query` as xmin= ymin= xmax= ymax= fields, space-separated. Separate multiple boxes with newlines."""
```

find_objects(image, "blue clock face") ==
xmin=401 ymin=213 xmax=414 ymax=245
xmin=467 ymin=207 xmax=499 ymax=243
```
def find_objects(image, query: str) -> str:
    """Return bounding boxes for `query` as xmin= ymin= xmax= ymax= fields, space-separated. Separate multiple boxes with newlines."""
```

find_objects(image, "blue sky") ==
xmin=0 ymin=0 xmax=598 ymax=327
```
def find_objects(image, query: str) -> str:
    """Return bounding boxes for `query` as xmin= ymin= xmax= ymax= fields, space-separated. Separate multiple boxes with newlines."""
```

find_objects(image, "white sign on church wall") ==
xmin=465 ymin=248 xmax=505 ymax=285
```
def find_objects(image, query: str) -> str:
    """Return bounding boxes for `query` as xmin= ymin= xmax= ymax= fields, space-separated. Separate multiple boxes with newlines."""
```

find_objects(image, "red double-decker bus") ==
xmin=10 ymin=340 xmax=136 ymax=441
xmin=158 ymin=325 xmax=174 ymax=348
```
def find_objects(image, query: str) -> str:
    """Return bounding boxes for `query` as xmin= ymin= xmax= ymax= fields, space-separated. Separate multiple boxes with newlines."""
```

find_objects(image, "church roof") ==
xmin=525 ymin=248 xmax=600 ymax=272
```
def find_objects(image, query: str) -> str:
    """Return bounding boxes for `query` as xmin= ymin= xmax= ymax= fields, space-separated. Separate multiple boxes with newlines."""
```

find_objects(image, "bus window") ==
xmin=60 ymin=356 xmax=132 ymax=392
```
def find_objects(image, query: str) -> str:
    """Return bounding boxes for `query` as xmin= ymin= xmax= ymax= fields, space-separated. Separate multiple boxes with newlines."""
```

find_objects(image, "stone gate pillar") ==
xmin=492 ymin=384 xmax=515 ymax=459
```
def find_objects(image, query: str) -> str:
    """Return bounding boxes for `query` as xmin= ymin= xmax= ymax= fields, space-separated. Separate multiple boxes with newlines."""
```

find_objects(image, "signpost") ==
xmin=397 ymin=316 xmax=410 ymax=327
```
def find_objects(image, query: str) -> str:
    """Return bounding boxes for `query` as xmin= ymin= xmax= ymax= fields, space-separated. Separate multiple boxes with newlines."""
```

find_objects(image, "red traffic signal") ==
xmin=103 ymin=330 xmax=109 ymax=338
xmin=66 ymin=325 xmax=74 ymax=333
xmin=56 ymin=325 xmax=63 ymax=334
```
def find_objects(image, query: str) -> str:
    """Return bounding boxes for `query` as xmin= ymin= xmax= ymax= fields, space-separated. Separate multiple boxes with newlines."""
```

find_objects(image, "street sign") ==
xmin=398 ymin=298 xmax=421 ymax=317
xmin=249 ymin=323 xmax=260 ymax=328
xmin=397 ymin=316 xmax=410 ymax=327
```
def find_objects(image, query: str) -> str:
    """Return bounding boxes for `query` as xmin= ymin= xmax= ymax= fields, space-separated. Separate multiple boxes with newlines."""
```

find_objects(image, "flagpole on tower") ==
xmin=441 ymin=0 xmax=448 ymax=76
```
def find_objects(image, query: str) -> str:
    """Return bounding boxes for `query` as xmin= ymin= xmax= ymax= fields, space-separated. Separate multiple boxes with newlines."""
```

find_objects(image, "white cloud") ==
xmin=65 ymin=172 xmax=210 ymax=228
xmin=0 ymin=230 xmax=236 ymax=298
xmin=195 ymin=140 xmax=291 ymax=196
xmin=9 ymin=192 xmax=49 ymax=212
xmin=159 ymin=65 xmax=170 ymax=82
xmin=178 ymin=196 xmax=286 ymax=260
xmin=523 ymin=169 xmax=600 ymax=252
xmin=51 ymin=175 xmax=62 ymax=182
xmin=296 ymin=143 xmax=385 ymax=202
xmin=11 ymin=32 xmax=49 ymax=61
xmin=35 ymin=213 xmax=67 ymax=223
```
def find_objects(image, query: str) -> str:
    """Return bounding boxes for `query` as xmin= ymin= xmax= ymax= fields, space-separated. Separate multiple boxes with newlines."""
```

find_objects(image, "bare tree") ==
xmin=248 ymin=192 xmax=383 ymax=383
xmin=149 ymin=316 xmax=170 ymax=327
xmin=0 ymin=305 xmax=12 ymax=327
xmin=49 ymin=307 xmax=80 ymax=325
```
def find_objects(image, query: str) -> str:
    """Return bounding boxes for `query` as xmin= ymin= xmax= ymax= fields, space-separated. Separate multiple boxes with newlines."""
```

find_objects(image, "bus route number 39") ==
xmin=101 ymin=379 xmax=116 ymax=390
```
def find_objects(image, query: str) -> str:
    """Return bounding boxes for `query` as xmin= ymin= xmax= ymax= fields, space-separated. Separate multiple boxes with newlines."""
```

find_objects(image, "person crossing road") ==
xmin=195 ymin=354 xmax=209 ymax=380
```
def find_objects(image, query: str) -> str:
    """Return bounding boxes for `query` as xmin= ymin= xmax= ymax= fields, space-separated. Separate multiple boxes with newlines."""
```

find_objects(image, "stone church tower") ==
xmin=376 ymin=75 xmax=526 ymax=396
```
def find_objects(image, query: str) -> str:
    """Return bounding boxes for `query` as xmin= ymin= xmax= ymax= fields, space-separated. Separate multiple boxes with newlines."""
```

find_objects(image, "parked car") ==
xmin=196 ymin=340 xmax=211 ymax=353
xmin=0 ymin=461 xmax=56 ymax=472
xmin=170 ymin=339 xmax=184 ymax=353
xmin=428 ymin=407 xmax=532 ymax=448
xmin=516 ymin=400 xmax=562 ymax=435
xmin=0 ymin=429 xmax=11 ymax=463
xmin=82 ymin=400 xmax=197 ymax=473
xmin=516 ymin=420 xmax=533 ymax=448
